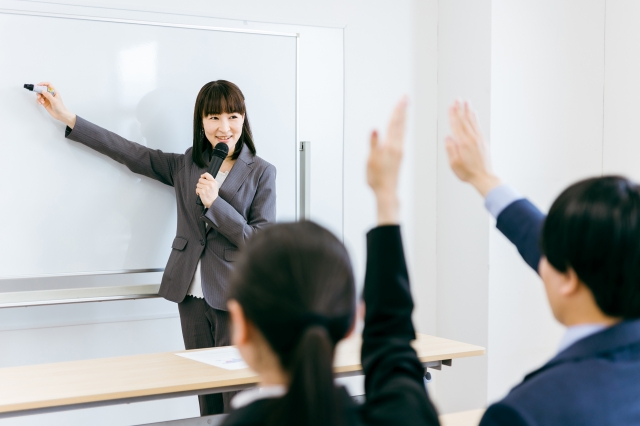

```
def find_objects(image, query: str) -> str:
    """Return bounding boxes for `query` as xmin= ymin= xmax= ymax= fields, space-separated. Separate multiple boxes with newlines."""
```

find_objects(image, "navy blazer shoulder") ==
xmin=482 ymin=198 xmax=640 ymax=425
xmin=481 ymin=319 xmax=640 ymax=426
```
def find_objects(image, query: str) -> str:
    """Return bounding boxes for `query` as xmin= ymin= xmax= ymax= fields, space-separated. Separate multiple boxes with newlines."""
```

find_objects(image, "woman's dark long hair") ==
xmin=192 ymin=80 xmax=256 ymax=167
xmin=230 ymin=222 xmax=356 ymax=426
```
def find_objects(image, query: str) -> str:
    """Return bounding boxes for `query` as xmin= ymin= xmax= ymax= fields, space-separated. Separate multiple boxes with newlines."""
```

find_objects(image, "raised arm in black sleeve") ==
xmin=359 ymin=225 xmax=439 ymax=426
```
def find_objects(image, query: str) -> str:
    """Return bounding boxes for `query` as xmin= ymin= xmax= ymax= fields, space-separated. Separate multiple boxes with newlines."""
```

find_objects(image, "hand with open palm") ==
xmin=367 ymin=97 xmax=408 ymax=225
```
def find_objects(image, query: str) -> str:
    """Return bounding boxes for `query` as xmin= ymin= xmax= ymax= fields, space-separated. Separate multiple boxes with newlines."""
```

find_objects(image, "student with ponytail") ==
xmin=222 ymin=98 xmax=439 ymax=426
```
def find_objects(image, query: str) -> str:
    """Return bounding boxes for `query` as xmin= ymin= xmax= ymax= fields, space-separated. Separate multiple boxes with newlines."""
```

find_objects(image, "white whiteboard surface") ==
xmin=603 ymin=1 xmax=640 ymax=181
xmin=0 ymin=11 xmax=297 ymax=279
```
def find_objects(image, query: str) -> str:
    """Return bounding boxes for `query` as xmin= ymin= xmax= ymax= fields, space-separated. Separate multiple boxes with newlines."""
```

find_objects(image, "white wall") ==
xmin=412 ymin=0 xmax=439 ymax=341
xmin=433 ymin=0 xmax=492 ymax=414
xmin=602 ymin=0 xmax=640 ymax=180
xmin=488 ymin=0 xmax=605 ymax=403
xmin=432 ymin=0 xmax=612 ymax=412
xmin=1 ymin=0 xmax=439 ymax=424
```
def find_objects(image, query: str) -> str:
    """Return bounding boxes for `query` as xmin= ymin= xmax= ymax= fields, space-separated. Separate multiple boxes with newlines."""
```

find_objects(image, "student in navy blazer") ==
xmin=444 ymin=100 xmax=640 ymax=426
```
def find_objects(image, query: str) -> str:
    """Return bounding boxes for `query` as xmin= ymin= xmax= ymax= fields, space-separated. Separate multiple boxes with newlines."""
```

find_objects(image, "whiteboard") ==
xmin=0 ymin=12 xmax=297 ymax=280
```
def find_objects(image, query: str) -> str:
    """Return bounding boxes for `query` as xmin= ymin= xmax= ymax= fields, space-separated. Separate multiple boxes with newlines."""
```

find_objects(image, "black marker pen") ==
xmin=24 ymin=84 xmax=56 ymax=96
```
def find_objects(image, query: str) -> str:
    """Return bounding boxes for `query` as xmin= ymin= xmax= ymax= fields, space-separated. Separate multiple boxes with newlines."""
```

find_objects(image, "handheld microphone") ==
xmin=196 ymin=142 xmax=229 ymax=206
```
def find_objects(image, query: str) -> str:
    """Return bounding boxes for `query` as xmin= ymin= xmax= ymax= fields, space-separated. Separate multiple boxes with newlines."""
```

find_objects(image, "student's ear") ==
xmin=228 ymin=299 xmax=249 ymax=346
xmin=558 ymin=268 xmax=581 ymax=297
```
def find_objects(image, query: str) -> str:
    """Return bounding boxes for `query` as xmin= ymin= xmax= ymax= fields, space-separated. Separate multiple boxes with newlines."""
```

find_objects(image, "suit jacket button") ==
xmin=200 ymin=239 xmax=205 ymax=246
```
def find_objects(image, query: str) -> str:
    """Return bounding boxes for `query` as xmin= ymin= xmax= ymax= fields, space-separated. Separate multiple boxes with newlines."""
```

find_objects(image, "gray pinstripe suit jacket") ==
xmin=66 ymin=116 xmax=277 ymax=310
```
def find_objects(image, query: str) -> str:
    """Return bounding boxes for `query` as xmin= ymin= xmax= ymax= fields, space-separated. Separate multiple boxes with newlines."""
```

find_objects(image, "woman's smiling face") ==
xmin=203 ymin=112 xmax=244 ymax=156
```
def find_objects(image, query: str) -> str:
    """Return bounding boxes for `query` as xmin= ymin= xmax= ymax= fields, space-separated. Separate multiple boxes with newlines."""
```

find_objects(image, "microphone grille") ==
xmin=212 ymin=142 xmax=229 ymax=158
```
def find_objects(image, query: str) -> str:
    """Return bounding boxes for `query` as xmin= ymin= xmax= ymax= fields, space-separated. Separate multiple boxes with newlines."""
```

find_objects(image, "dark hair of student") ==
xmin=229 ymin=221 xmax=356 ymax=426
xmin=541 ymin=175 xmax=640 ymax=319
xmin=192 ymin=80 xmax=257 ymax=167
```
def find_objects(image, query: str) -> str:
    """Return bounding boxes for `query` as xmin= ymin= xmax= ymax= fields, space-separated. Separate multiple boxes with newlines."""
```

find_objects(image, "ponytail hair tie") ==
xmin=298 ymin=312 xmax=350 ymax=344
xmin=253 ymin=312 xmax=353 ymax=362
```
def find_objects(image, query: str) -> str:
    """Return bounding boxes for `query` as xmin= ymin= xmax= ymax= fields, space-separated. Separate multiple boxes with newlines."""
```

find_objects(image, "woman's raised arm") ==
xmin=35 ymin=82 xmax=182 ymax=187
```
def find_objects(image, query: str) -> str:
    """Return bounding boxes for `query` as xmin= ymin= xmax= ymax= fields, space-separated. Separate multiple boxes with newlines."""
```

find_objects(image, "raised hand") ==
xmin=367 ymin=97 xmax=408 ymax=225
xmin=35 ymin=82 xmax=77 ymax=129
xmin=445 ymin=100 xmax=501 ymax=196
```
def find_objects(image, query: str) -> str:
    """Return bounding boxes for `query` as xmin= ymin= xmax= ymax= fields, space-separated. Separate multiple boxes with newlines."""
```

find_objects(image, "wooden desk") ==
xmin=0 ymin=333 xmax=484 ymax=419
xmin=440 ymin=409 xmax=486 ymax=426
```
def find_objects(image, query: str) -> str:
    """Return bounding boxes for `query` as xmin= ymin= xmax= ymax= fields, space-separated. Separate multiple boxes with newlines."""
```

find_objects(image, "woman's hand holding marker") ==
xmin=34 ymin=82 xmax=77 ymax=129
xmin=196 ymin=173 xmax=219 ymax=208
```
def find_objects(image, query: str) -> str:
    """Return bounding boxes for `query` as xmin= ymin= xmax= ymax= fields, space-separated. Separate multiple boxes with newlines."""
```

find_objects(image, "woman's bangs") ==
xmin=201 ymin=85 xmax=246 ymax=117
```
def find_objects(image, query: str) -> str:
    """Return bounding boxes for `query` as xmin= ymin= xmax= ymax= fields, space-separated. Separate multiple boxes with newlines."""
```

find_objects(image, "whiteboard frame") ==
xmin=0 ymin=8 xmax=299 ymax=37
xmin=0 ymin=9 xmax=302 ymax=307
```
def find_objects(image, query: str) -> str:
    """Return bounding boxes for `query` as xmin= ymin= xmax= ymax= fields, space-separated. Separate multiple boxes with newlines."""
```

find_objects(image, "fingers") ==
xmin=459 ymin=101 xmax=480 ymax=141
xmin=37 ymin=82 xmax=56 ymax=92
xmin=370 ymin=130 xmax=379 ymax=151
xmin=196 ymin=175 xmax=218 ymax=192
xmin=41 ymin=90 xmax=54 ymax=101
xmin=465 ymin=103 xmax=482 ymax=137
xmin=386 ymin=97 xmax=408 ymax=148
xmin=448 ymin=102 xmax=466 ymax=142
xmin=458 ymin=102 xmax=476 ymax=137
xmin=197 ymin=182 xmax=213 ymax=190
xmin=449 ymin=100 xmax=477 ymax=147
xmin=444 ymin=136 xmax=460 ymax=165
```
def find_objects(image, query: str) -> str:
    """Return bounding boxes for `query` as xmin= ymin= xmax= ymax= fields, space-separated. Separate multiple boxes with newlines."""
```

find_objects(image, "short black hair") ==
xmin=541 ymin=176 xmax=640 ymax=319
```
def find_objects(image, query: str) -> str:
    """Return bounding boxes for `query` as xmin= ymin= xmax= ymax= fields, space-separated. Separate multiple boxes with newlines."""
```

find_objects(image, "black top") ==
xmin=222 ymin=225 xmax=440 ymax=426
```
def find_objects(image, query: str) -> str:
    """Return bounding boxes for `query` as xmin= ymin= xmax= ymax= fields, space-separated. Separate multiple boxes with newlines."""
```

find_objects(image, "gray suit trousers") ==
xmin=178 ymin=296 xmax=238 ymax=415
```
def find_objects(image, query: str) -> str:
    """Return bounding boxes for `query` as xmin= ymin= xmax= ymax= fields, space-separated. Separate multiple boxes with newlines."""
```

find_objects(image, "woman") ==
xmin=35 ymin=80 xmax=276 ymax=415
xmin=221 ymin=99 xmax=439 ymax=426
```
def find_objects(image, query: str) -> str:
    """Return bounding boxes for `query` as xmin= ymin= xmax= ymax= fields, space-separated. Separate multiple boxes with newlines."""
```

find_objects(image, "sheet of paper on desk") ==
xmin=176 ymin=347 xmax=249 ymax=370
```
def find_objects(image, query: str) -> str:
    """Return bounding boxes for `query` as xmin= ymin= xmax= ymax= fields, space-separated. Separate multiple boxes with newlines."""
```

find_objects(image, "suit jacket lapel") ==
xmin=191 ymin=158 xmax=208 ymax=236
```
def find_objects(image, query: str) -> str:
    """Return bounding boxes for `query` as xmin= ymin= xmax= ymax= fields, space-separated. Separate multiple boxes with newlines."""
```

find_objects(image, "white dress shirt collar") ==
xmin=230 ymin=385 xmax=287 ymax=409
xmin=557 ymin=324 xmax=608 ymax=354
